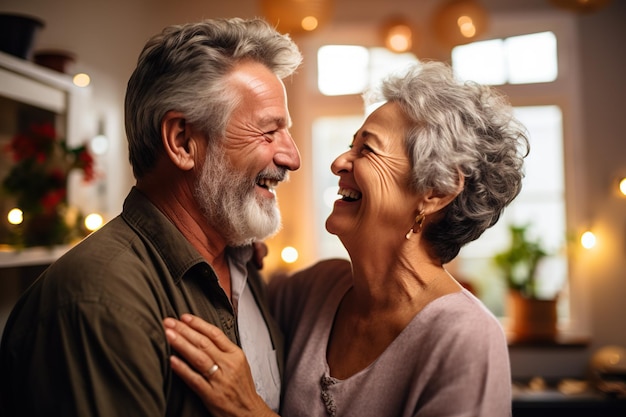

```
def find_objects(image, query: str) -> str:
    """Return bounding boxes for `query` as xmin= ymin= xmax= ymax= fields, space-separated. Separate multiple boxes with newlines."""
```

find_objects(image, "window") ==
xmin=451 ymin=31 xmax=558 ymax=85
xmin=317 ymin=46 xmax=417 ymax=96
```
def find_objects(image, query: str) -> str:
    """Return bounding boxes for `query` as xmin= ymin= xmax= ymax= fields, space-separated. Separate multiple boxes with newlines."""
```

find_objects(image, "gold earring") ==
xmin=405 ymin=211 xmax=425 ymax=240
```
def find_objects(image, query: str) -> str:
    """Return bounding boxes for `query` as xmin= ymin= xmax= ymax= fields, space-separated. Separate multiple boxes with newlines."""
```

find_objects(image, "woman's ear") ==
xmin=423 ymin=173 xmax=465 ymax=214
xmin=161 ymin=110 xmax=197 ymax=171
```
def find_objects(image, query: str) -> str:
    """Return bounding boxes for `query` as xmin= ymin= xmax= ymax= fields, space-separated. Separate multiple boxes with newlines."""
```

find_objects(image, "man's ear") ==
xmin=161 ymin=110 xmax=197 ymax=171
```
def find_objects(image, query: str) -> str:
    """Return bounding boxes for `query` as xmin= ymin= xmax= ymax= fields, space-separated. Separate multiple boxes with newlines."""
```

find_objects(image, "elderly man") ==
xmin=0 ymin=17 xmax=302 ymax=417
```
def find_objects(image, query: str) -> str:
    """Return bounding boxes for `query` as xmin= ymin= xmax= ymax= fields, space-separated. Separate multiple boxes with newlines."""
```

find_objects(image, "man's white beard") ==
xmin=194 ymin=145 xmax=282 ymax=247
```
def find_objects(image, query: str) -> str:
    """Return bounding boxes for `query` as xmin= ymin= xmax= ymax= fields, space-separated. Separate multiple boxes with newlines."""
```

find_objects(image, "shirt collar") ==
xmin=122 ymin=187 xmax=206 ymax=282
xmin=122 ymin=187 xmax=256 ymax=283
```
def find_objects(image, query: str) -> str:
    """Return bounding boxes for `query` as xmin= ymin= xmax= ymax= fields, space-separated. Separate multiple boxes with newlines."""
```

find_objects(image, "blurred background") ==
xmin=0 ymin=0 xmax=625 ymax=412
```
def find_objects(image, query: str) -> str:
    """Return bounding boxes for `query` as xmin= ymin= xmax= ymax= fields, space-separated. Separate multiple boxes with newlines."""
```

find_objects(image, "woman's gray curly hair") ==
xmin=367 ymin=61 xmax=530 ymax=264
xmin=125 ymin=17 xmax=302 ymax=179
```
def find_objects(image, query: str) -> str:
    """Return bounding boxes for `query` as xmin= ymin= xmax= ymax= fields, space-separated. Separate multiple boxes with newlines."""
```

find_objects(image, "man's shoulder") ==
xmin=1 ymin=218 xmax=168 ymax=344
xmin=18 ymin=216 xmax=162 ymax=315
xmin=52 ymin=216 xmax=148 ymax=277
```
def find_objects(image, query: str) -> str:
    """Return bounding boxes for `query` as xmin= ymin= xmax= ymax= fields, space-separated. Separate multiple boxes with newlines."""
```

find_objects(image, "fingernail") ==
xmin=163 ymin=318 xmax=175 ymax=328
xmin=165 ymin=328 xmax=177 ymax=340
xmin=181 ymin=314 xmax=192 ymax=323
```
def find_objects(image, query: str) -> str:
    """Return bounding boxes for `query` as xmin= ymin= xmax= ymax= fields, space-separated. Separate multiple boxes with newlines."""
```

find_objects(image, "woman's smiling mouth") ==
xmin=338 ymin=187 xmax=362 ymax=202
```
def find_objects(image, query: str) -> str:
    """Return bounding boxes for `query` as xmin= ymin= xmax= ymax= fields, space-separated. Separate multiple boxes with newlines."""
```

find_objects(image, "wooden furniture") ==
xmin=513 ymin=385 xmax=626 ymax=417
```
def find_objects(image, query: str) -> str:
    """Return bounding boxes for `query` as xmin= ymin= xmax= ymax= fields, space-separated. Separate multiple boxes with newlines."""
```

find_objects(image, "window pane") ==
xmin=506 ymin=32 xmax=558 ymax=84
xmin=312 ymin=116 xmax=363 ymax=259
xmin=317 ymin=46 xmax=417 ymax=96
xmin=515 ymin=105 xmax=564 ymax=194
xmin=452 ymin=31 xmax=558 ymax=85
xmin=367 ymin=47 xmax=418 ymax=88
xmin=318 ymin=45 xmax=369 ymax=96
xmin=451 ymin=39 xmax=507 ymax=85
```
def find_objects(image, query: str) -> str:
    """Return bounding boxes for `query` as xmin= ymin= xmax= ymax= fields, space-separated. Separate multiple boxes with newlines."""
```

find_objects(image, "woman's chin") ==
xmin=325 ymin=215 xmax=350 ymax=238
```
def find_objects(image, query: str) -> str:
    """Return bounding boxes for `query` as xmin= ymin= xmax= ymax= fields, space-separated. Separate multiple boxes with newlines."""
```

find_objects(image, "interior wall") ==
xmin=1 ymin=0 xmax=625 ymax=381
xmin=577 ymin=0 xmax=626 ymax=357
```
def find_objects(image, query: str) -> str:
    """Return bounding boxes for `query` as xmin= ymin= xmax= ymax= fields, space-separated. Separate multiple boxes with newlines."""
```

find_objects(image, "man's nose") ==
xmin=273 ymin=130 xmax=301 ymax=171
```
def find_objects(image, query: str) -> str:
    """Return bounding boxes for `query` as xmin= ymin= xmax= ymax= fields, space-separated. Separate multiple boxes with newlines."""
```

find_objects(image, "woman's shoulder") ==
xmin=297 ymin=258 xmax=352 ymax=279
xmin=417 ymin=289 xmax=506 ymax=343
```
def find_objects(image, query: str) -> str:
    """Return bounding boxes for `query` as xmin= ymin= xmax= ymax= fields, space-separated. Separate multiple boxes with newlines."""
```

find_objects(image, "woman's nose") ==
xmin=273 ymin=130 xmax=301 ymax=171
xmin=331 ymin=150 xmax=352 ymax=175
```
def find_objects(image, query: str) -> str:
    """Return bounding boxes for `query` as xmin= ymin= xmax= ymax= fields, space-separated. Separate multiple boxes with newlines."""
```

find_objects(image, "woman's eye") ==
xmin=348 ymin=141 xmax=375 ymax=155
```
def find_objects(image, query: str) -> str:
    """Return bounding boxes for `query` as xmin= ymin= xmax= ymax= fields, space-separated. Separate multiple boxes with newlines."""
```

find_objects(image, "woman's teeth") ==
xmin=338 ymin=187 xmax=362 ymax=202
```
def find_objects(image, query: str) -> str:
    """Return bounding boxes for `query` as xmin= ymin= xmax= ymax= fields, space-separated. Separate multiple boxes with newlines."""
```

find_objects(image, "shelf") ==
xmin=0 ymin=50 xmax=76 ymax=92
xmin=508 ymin=333 xmax=591 ymax=348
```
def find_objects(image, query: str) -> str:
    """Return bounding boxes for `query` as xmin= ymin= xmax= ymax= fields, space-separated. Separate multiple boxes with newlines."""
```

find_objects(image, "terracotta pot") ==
xmin=507 ymin=291 xmax=557 ymax=342
xmin=34 ymin=50 xmax=76 ymax=73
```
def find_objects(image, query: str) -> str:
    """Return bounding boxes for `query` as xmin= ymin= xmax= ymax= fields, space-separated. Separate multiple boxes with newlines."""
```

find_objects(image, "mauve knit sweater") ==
xmin=269 ymin=258 xmax=512 ymax=417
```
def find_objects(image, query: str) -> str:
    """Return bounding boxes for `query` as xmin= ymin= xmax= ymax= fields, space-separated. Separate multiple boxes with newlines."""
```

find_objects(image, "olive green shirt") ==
xmin=0 ymin=187 xmax=282 ymax=417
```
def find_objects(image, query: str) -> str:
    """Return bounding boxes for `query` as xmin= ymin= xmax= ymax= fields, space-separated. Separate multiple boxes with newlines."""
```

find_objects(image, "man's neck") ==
xmin=135 ymin=180 xmax=232 ymax=298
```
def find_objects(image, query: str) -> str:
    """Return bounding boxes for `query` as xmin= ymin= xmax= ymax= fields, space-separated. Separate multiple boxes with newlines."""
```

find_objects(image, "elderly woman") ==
xmin=163 ymin=61 xmax=528 ymax=416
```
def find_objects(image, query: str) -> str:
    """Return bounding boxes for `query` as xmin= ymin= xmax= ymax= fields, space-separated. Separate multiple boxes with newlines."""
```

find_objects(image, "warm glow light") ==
xmin=84 ymin=213 xmax=104 ymax=231
xmin=261 ymin=0 xmax=333 ymax=34
xmin=432 ymin=0 xmax=488 ymax=47
xmin=281 ymin=246 xmax=299 ymax=263
xmin=457 ymin=16 xmax=477 ymax=38
xmin=301 ymin=16 xmax=319 ymax=31
xmin=90 ymin=134 xmax=109 ymax=155
xmin=73 ymin=73 xmax=91 ymax=87
xmin=390 ymin=30 xmax=411 ymax=51
xmin=382 ymin=18 xmax=414 ymax=53
xmin=619 ymin=177 xmax=626 ymax=196
xmin=7 ymin=208 xmax=23 ymax=225
xmin=389 ymin=34 xmax=410 ymax=51
xmin=581 ymin=231 xmax=597 ymax=249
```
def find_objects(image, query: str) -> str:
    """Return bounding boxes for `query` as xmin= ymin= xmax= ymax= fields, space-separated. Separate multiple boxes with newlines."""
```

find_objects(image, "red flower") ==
xmin=40 ymin=189 xmax=67 ymax=212
xmin=2 ymin=122 xmax=97 ymax=247
xmin=3 ymin=122 xmax=96 ymax=209
xmin=77 ymin=150 xmax=95 ymax=182
xmin=5 ymin=123 xmax=56 ymax=162
xmin=31 ymin=123 xmax=56 ymax=139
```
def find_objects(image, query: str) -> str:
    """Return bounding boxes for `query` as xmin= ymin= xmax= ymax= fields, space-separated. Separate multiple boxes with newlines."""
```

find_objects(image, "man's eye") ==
xmin=263 ymin=130 xmax=278 ymax=140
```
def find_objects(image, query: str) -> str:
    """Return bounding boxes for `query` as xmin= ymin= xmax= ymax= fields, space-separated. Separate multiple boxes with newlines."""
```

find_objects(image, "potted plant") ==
xmin=1 ymin=123 xmax=94 ymax=248
xmin=493 ymin=224 xmax=557 ymax=342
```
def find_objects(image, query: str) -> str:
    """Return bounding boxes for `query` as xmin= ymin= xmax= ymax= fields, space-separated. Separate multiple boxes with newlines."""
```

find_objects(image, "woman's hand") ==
xmin=163 ymin=314 xmax=278 ymax=417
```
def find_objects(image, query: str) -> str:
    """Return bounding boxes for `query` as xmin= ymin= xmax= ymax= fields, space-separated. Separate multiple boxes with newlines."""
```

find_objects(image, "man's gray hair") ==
xmin=125 ymin=17 xmax=302 ymax=179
